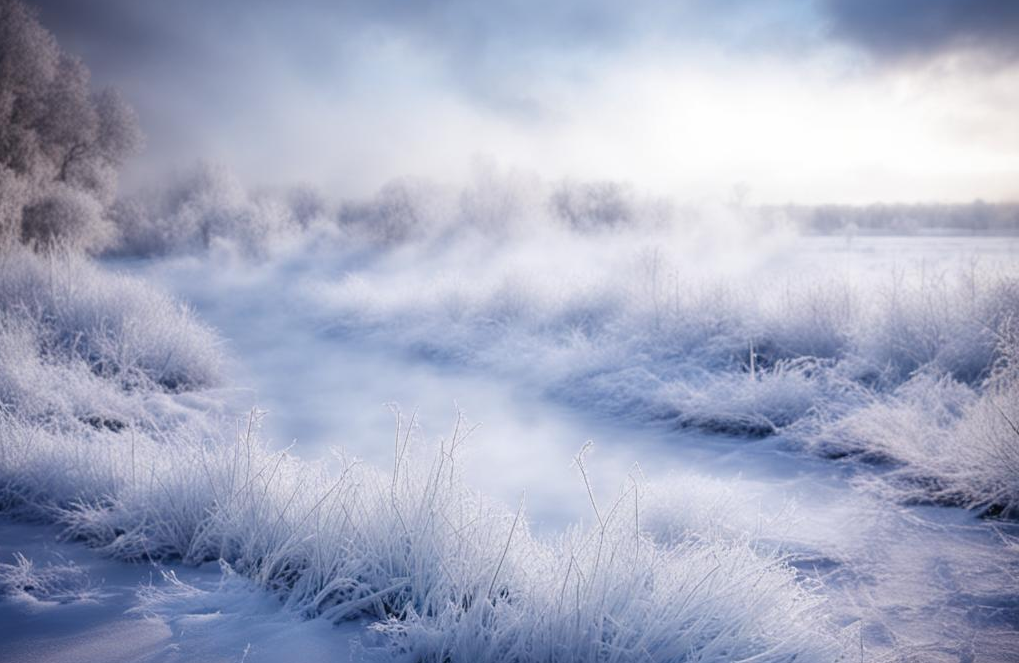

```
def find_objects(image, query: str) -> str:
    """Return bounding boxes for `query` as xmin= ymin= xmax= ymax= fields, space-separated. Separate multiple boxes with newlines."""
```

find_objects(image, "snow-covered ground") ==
xmin=2 ymin=234 xmax=1018 ymax=661
xmin=177 ymin=293 xmax=1019 ymax=662
xmin=0 ymin=521 xmax=365 ymax=662
xmin=133 ymin=234 xmax=1019 ymax=659
xmin=4 ymin=1 xmax=1019 ymax=659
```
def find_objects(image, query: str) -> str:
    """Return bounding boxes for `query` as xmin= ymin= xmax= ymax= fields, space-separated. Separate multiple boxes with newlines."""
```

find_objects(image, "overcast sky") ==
xmin=29 ymin=0 xmax=1019 ymax=204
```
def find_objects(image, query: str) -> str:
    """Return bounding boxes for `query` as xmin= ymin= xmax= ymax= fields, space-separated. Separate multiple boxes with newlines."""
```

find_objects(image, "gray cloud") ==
xmin=22 ymin=0 xmax=817 ymax=186
xmin=823 ymin=0 xmax=1019 ymax=64
xmin=28 ymin=0 xmax=812 ymax=103
xmin=21 ymin=0 xmax=1018 ymax=203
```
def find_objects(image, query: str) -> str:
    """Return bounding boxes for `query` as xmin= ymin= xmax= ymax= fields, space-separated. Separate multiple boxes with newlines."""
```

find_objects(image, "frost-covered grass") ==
xmin=0 ymin=248 xmax=846 ymax=661
xmin=805 ymin=323 xmax=1019 ymax=516
xmin=307 ymin=234 xmax=1016 ymax=416
xmin=0 ymin=246 xmax=222 ymax=396
xmin=267 ymin=230 xmax=1016 ymax=515
xmin=0 ymin=409 xmax=843 ymax=662
xmin=126 ymin=222 xmax=1019 ymax=515
xmin=102 ymin=165 xmax=1019 ymax=515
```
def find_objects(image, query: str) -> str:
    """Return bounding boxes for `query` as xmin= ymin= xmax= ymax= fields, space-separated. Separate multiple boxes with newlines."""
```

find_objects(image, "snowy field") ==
xmin=128 ymin=233 xmax=1019 ymax=660
xmin=3 ymin=229 xmax=1016 ymax=661
xmin=3 ymin=1 xmax=1019 ymax=661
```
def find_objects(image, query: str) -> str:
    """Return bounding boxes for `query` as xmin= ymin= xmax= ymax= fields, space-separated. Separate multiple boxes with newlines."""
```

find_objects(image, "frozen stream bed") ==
xmin=3 ymin=237 xmax=1019 ymax=662
xmin=180 ymin=288 xmax=1019 ymax=662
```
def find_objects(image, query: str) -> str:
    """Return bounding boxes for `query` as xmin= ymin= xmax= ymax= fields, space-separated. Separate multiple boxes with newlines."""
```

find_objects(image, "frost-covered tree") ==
xmin=0 ymin=0 xmax=142 ymax=252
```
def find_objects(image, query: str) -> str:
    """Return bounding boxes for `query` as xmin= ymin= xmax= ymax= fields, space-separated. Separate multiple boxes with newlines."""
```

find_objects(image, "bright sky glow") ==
xmin=30 ymin=0 xmax=1019 ymax=203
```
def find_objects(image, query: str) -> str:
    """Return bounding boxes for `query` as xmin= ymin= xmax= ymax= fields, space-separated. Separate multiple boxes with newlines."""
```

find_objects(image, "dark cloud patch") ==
xmin=21 ymin=0 xmax=813 ymax=134
xmin=26 ymin=1 xmax=809 ymax=86
xmin=25 ymin=0 xmax=817 ymax=124
xmin=823 ymin=0 xmax=1019 ymax=64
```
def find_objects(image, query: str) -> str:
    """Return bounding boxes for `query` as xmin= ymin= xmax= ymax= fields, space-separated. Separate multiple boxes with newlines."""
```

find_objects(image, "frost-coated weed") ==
xmin=0 ymin=408 xmax=844 ymax=662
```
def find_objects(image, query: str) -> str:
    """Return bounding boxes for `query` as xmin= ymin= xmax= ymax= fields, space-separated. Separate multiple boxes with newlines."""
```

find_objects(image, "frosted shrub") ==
xmin=111 ymin=164 xmax=305 ymax=257
xmin=802 ymin=322 xmax=1019 ymax=514
xmin=0 ymin=312 xmax=141 ymax=424
xmin=853 ymin=270 xmax=1015 ymax=384
xmin=0 ymin=246 xmax=222 ymax=392
xmin=954 ymin=380 xmax=1019 ymax=515
xmin=337 ymin=179 xmax=446 ymax=245
xmin=20 ymin=182 xmax=115 ymax=252
xmin=456 ymin=165 xmax=546 ymax=239
xmin=755 ymin=278 xmax=855 ymax=361
xmin=549 ymin=179 xmax=637 ymax=232
xmin=806 ymin=370 xmax=977 ymax=463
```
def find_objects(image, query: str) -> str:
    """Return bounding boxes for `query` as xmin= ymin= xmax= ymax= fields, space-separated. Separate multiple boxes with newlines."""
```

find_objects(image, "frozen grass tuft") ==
xmin=0 ymin=552 xmax=97 ymax=603
xmin=0 ymin=246 xmax=222 ymax=394
xmin=799 ymin=321 xmax=1019 ymax=515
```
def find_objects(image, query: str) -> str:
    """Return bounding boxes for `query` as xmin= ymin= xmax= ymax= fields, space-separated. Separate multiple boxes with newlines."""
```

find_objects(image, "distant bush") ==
xmin=336 ymin=179 xmax=441 ymax=245
xmin=102 ymin=158 xmax=1019 ymax=259
xmin=771 ymin=201 xmax=1019 ymax=235
xmin=110 ymin=163 xmax=306 ymax=257
xmin=550 ymin=179 xmax=636 ymax=231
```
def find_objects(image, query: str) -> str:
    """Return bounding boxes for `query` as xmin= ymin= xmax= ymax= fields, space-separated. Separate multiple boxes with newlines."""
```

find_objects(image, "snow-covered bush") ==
xmin=549 ymin=179 xmax=637 ymax=232
xmin=110 ymin=163 xmax=305 ymax=257
xmin=20 ymin=182 xmax=115 ymax=252
xmin=0 ymin=311 xmax=140 ymax=424
xmin=337 ymin=179 xmax=449 ymax=245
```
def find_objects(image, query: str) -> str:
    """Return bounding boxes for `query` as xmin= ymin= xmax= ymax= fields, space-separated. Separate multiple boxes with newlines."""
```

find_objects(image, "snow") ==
xmin=0 ymin=521 xmax=365 ymax=663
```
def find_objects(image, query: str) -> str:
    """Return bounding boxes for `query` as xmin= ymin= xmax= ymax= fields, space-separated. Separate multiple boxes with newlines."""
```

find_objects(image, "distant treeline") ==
xmin=763 ymin=202 xmax=1019 ymax=235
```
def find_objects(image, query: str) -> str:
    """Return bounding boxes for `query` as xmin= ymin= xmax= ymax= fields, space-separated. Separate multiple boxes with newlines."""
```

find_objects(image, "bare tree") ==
xmin=0 ymin=0 xmax=142 ymax=252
